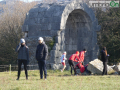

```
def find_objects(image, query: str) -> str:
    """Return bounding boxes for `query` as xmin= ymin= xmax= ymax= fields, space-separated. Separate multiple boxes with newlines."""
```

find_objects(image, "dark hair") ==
xmin=103 ymin=47 xmax=106 ymax=50
xmin=103 ymin=47 xmax=107 ymax=55
xmin=83 ymin=49 xmax=86 ymax=51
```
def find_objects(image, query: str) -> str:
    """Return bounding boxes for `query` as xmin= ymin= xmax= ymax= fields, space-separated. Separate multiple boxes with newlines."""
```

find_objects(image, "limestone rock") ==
xmin=87 ymin=59 xmax=115 ymax=75
xmin=113 ymin=65 xmax=120 ymax=75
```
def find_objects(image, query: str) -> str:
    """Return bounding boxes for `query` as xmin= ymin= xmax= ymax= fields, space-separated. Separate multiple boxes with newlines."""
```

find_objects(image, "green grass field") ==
xmin=0 ymin=70 xmax=120 ymax=90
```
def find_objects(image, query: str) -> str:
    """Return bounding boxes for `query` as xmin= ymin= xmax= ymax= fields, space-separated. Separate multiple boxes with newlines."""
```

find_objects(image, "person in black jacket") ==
xmin=15 ymin=38 xmax=29 ymax=80
xmin=101 ymin=47 xmax=109 ymax=75
xmin=36 ymin=37 xmax=48 ymax=80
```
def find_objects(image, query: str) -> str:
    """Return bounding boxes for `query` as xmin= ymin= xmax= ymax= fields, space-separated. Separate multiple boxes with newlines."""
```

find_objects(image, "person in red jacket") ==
xmin=68 ymin=51 xmax=80 ymax=75
xmin=75 ymin=63 xmax=85 ymax=73
xmin=75 ymin=49 xmax=87 ymax=74
xmin=79 ymin=49 xmax=87 ymax=64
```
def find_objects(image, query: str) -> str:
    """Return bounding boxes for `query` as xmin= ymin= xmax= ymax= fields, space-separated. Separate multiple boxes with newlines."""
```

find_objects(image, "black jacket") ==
xmin=15 ymin=45 xmax=29 ymax=61
xmin=36 ymin=42 xmax=48 ymax=61
xmin=101 ymin=50 xmax=108 ymax=62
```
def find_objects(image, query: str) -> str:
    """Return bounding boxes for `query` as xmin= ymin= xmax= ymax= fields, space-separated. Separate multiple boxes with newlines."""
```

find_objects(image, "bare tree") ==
xmin=0 ymin=0 xmax=37 ymax=65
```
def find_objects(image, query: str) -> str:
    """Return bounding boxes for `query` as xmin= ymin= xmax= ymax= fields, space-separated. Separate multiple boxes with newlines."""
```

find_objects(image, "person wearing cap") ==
xmin=36 ymin=37 xmax=48 ymax=80
xmin=15 ymin=38 xmax=29 ymax=80
xmin=68 ymin=51 xmax=80 ymax=75
xmin=60 ymin=51 xmax=67 ymax=72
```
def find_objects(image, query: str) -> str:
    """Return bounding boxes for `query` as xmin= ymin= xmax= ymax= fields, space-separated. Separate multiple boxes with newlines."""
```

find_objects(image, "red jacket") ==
xmin=69 ymin=54 xmax=79 ymax=62
xmin=75 ymin=63 xmax=85 ymax=73
xmin=79 ymin=51 xmax=85 ymax=62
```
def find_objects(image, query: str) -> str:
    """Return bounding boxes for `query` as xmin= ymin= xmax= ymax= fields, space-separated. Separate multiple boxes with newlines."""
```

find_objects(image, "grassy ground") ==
xmin=0 ymin=70 xmax=120 ymax=90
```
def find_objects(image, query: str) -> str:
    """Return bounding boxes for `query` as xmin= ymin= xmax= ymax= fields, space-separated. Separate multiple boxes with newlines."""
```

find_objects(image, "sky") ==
xmin=0 ymin=0 xmax=40 ymax=2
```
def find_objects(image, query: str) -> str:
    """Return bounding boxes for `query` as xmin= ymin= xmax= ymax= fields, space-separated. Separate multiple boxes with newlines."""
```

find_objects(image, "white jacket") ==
xmin=61 ymin=54 xmax=67 ymax=63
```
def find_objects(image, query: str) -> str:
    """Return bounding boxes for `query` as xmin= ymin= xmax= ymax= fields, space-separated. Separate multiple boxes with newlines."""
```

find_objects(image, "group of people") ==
xmin=16 ymin=37 xmax=48 ymax=80
xmin=61 ymin=47 xmax=109 ymax=75
xmin=15 ymin=37 xmax=109 ymax=80
xmin=60 ymin=49 xmax=87 ymax=75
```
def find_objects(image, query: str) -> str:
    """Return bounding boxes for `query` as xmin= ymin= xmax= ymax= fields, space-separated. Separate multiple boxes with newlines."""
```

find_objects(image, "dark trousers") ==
xmin=17 ymin=60 xmax=28 ymax=79
xmin=38 ymin=60 xmax=47 ymax=79
xmin=68 ymin=60 xmax=76 ymax=75
xmin=75 ymin=64 xmax=79 ymax=74
xmin=102 ymin=62 xmax=107 ymax=75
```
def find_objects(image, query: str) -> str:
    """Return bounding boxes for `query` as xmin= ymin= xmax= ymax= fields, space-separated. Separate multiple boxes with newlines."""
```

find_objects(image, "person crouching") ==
xmin=68 ymin=51 xmax=80 ymax=75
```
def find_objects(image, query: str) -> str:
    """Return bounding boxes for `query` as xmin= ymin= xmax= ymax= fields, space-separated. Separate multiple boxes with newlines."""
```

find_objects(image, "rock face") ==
xmin=22 ymin=0 xmax=100 ymax=69
xmin=113 ymin=65 xmax=120 ymax=75
xmin=87 ymin=59 xmax=115 ymax=75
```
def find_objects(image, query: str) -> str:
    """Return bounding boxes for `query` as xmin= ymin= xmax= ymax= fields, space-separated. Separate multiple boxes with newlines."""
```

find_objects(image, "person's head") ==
xmin=20 ymin=38 xmax=25 ymax=45
xmin=83 ymin=49 xmax=87 ymax=53
xmin=63 ymin=51 xmax=67 ymax=55
xmin=103 ymin=47 xmax=107 ymax=55
xmin=38 ymin=37 xmax=44 ymax=44
xmin=76 ymin=51 xmax=79 ymax=55
xmin=103 ymin=47 xmax=106 ymax=51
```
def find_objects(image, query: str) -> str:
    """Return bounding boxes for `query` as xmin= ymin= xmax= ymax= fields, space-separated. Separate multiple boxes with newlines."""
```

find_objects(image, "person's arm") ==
xmin=35 ymin=46 xmax=38 ymax=61
xmin=74 ymin=55 xmax=79 ymax=62
xmin=43 ymin=44 xmax=48 ymax=60
xmin=64 ymin=55 xmax=67 ymax=60
xmin=26 ymin=47 xmax=29 ymax=64
xmin=15 ymin=44 xmax=21 ymax=52
xmin=26 ymin=47 xmax=29 ymax=60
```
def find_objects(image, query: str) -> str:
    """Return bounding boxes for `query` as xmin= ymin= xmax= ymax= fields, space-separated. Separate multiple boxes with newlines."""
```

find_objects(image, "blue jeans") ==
xmin=38 ymin=60 xmax=47 ymax=79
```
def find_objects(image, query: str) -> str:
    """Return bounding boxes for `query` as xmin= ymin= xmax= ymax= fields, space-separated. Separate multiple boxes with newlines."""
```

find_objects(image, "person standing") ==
xmin=79 ymin=49 xmax=87 ymax=65
xmin=16 ymin=38 xmax=29 ymax=80
xmin=61 ymin=51 xmax=67 ymax=72
xmin=36 ymin=37 xmax=48 ymax=80
xmin=68 ymin=51 xmax=80 ymax=75
xmin=101 ymin=47 xmax=109 ymax=75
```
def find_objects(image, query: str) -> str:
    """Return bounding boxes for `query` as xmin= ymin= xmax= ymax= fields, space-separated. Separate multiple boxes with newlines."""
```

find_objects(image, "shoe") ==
xmin=75 ymin=74 xmax=78 ymax=76
xmin=16 ymin=78 xmax=19 ymax=80
xmin=26 ymin=77 xmax=28 ymax=80
xmin=61 ymin=70 xmax=63 ymax=72
xmin=45 ymin=78 xmax=47 ymax=80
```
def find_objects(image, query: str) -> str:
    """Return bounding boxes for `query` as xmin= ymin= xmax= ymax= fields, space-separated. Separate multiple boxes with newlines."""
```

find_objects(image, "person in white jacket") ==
xmin=61 ymin=51 xmax=67 ymax=72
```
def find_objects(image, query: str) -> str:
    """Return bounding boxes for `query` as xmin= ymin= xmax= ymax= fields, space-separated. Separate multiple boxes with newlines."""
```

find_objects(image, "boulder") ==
xmin=113 ymin=65 xmax=120 ymax=75
xmin=87 ymin=59 xmax=115 ymax=75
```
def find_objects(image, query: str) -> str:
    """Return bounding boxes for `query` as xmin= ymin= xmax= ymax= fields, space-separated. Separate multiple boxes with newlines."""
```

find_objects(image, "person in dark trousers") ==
xmin=68 ymin=51 xmax=80 ymax=75
xmin=15 ymin=38 xmax=29 ymax=80
xmin=36 ymin=37 xmax=48 ymax=80
xmin=101 ymin=47 xmax=109 ymax=75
